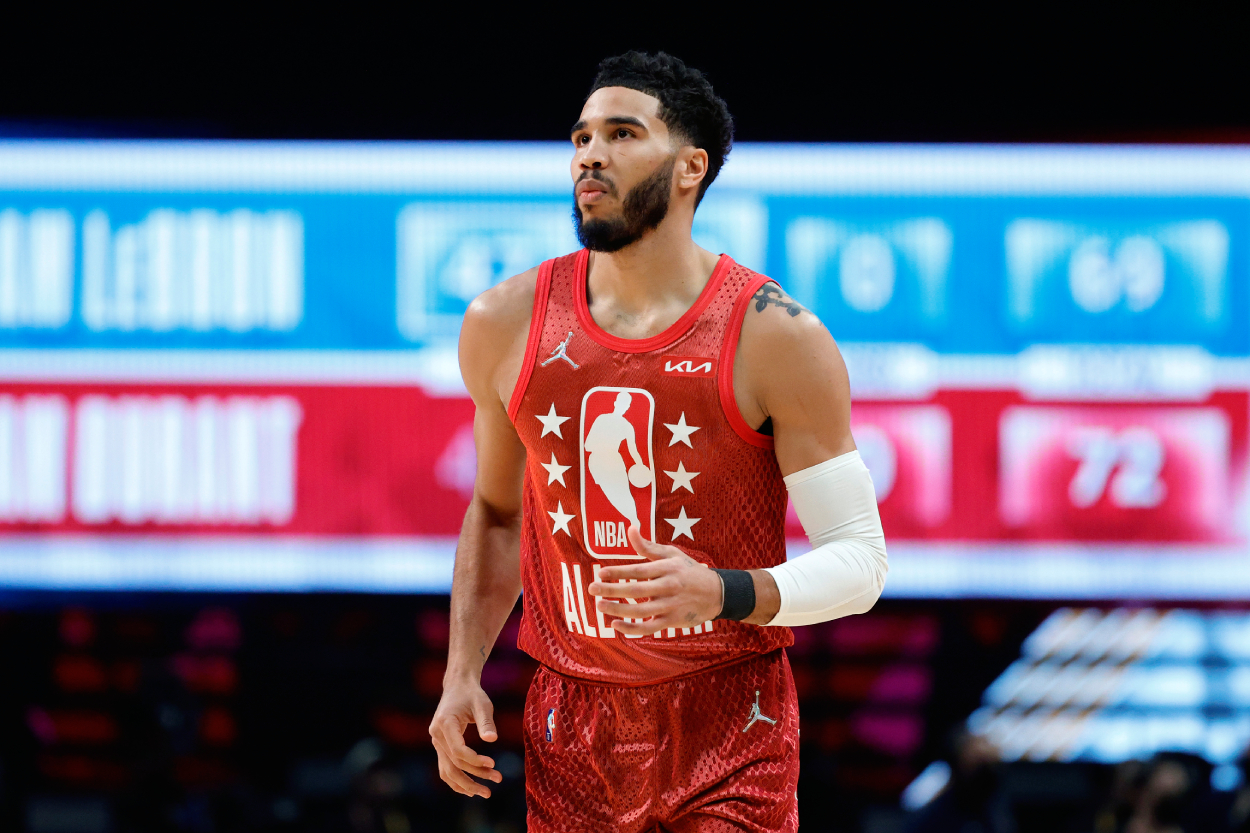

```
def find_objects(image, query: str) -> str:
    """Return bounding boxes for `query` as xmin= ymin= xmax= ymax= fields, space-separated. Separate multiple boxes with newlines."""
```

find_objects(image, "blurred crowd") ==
xmin=1092 ymin=754 xmax=1250 ymax=833
xmin=8 ymin=599 xmax=1248 ymax=833
xmin=907 ymin=730 xmax=1250 ymax=833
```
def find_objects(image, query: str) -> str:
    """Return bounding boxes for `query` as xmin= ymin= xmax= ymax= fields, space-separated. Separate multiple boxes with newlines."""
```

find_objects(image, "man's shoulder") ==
xmin=459 ymin=265 xmax=544 ymax=406
xmin=464 ymin=265 xmax=542 ymax=335
xmin=733 ymin=276 xmax=848 ymax=409
xmin=736 ymin=279 xmax=829 ymax=354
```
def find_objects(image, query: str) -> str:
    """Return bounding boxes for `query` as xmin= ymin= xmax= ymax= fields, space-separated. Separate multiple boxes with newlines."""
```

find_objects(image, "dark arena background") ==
xmin=1 ymin=10 xmax=1249 ymax=833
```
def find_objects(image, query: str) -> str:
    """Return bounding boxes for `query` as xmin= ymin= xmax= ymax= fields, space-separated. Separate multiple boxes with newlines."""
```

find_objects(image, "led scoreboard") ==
xmin=0 ymin=142 xmax=1248 ymax=598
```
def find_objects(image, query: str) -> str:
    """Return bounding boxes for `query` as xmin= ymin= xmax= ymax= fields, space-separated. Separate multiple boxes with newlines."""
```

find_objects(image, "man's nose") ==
xmin=579 ymin=136 xmax=608 ymax=169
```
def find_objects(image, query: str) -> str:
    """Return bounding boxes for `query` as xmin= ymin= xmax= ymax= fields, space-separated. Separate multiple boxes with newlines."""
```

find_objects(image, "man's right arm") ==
xmin=428 ymin=267 xmax=538 ymax=799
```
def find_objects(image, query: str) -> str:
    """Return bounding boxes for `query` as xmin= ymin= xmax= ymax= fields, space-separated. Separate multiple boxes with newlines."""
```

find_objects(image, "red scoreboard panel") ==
xmin=2 ymin=380 xmax=1240 ymax=592
xmin=2 ymin=379 xmax=1246 ymax=597
xmin=0 ymin=383 xmax=474 ymax=537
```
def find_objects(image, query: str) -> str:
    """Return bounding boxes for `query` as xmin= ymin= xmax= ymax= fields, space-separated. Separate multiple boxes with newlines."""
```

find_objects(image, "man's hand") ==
xmin=588 ymin=525 xmax=723 ymax=635
xmin=429 ymin=681 xmax=502 ymax=798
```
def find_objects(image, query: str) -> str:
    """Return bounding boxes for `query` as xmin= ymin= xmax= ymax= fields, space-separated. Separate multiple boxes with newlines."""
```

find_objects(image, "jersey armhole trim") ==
xmin=506 ymin=259 xmax=555 ymax=422
xmin=718 ymin=274 xmax=777 ymax=450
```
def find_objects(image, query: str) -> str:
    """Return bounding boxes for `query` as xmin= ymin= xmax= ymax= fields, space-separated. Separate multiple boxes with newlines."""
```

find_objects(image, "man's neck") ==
xmin=586 ymin=220 xmax=721 ymax=339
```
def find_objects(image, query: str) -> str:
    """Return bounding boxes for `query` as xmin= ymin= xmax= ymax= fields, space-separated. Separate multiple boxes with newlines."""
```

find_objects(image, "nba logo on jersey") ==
xmin=579 ymin=386 xmax=656 ymax=559
xmin=545 ymin=708 xmax=555 ymax=742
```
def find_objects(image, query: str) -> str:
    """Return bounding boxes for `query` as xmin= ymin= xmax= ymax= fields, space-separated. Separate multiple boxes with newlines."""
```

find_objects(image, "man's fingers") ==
xmin=430 ymin=720 xmax=494 ymax=768
xmin=611 ymin=616 xmax=683 ymax=636
xmin=588 ymin=577 xmax=673 ymax=599
xmin=628 ymin=524 xmax=671 ymax=560
xmin=448 ymin=744 xmax=500 ymax=777
xmin=595 ymin=599 xmax=667 ymax=619
xmin=449 ymin=753 xmax=501 ymax=787
xmin=428 ymin=689 xmax=503 ymax=799
xmin=456 ymin=760 xmax=503 ymax=782
xmin=435 ymin=729 xmax=500 ymax=785
xmin=439 ymin=758 xmax=491 ymax=798
xmin=591 ymin=562 xmax=670 ymax=587
xmin=435 ymin=743 xmax=488 ymax=795
xmin=472 ymin=699 xmax=498 ymax=743
xmin=444 ymin=733 xmax=495 ymax=771
xmin=611 ymin=620 xmax=652 ymax=637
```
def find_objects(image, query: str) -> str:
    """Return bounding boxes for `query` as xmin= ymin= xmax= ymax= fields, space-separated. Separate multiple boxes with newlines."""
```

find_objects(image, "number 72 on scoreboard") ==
xmin=998 ymin=405 xmax=1235 ymax=542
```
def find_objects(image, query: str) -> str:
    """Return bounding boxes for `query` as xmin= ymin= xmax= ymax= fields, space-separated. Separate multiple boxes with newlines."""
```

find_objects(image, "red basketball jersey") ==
xmin=507 ymin=250 xmax=793 ymax=686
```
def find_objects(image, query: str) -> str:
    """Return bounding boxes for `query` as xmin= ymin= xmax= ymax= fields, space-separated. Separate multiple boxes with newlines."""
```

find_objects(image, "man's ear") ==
xmin=676 ymin=147 xmax=709 ymax=195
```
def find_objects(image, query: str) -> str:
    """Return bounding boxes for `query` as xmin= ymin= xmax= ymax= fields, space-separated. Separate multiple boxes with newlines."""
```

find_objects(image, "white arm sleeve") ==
xmin=761 ymin=450 xmax=888 ymax=627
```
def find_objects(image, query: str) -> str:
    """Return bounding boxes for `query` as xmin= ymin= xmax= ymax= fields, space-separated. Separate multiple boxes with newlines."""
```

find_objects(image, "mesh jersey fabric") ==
xmin=509 ymin=249 xmax=793 ymax=686
xmin=523 ymin=650 xmax=800 ymax=833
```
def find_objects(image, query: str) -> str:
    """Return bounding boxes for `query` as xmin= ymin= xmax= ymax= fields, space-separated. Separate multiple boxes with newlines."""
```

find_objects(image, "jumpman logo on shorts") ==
xmin=541 ymin=331 xmax=580 ymax=369
xmin=742 ymin=690 xmax=777 ymax=732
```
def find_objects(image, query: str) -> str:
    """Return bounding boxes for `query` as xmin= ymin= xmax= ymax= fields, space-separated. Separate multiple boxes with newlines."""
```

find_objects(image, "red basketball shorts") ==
xmin=523 ymin=650 xmax=800 ymax=833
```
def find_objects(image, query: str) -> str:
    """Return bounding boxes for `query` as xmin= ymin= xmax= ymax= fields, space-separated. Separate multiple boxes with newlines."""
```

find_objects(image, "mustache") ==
xmin=576 ymin=170 xmax=619 ymax=197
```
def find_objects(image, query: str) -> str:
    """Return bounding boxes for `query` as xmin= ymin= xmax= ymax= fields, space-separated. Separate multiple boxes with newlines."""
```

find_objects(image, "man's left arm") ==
xmin=737 ymin=283 xmax=887 ymax=626
xmin=588 ymin=283 xmax=887 ymax=632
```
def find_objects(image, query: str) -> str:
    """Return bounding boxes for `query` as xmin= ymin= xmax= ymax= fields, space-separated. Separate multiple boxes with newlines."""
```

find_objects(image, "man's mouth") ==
xmin=576 ymin=176 xmax=614 ymax=205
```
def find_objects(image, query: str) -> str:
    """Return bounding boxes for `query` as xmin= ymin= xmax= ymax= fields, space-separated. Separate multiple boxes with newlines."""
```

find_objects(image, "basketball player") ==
xmin=429 ymin=51 xmax=889 ymax=832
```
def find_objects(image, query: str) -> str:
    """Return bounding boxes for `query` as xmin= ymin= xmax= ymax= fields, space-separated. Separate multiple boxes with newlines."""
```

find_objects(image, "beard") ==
xmin=572 ymin=155 xmax=676 ymax=252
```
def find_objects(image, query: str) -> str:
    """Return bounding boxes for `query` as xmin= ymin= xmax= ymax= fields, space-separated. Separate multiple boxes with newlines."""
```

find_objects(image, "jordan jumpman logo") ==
xmin=541 ymin=331 xmax=579 ymax=369
xmin=742 ymin=690 xmax=777 ymax=732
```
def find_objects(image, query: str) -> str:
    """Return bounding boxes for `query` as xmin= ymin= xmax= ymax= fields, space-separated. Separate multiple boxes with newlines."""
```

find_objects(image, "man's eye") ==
xmin=617 ymin=129 xmax=630 ymax=139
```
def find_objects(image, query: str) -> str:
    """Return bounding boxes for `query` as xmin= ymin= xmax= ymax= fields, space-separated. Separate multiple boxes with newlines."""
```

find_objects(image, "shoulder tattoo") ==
xmin=752 ymin=283 xmax=807 ymax=317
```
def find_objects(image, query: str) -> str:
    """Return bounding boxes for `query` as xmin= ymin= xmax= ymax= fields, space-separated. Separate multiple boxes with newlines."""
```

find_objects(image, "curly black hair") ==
xmin=589 ymin=51 xmax=733 ymax=206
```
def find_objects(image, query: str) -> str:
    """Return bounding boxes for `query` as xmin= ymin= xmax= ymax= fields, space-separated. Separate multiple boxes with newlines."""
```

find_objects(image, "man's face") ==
xmin=571 ymin=86 xmax=678 ymax=252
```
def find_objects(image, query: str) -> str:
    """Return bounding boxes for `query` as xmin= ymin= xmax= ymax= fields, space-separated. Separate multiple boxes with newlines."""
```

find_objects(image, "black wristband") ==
xmin=713 ymin=569 xmax=756 ymax=621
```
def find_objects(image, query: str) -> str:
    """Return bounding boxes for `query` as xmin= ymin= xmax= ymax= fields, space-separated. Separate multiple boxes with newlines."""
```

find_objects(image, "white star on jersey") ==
xmin=664 ymin=412 xmax=700 ymax=448
xmin=541 ymin=453 xmax=571 ymax=487
xmin=664 ymin=461 xmax=699 ymax=493
xmin=548 ymin=501 xmax=575 ymax=536
xmin=537 ymin=404 xmax=570 ymax=439
xmin=665 ymin=506 xmax=700 ymax=540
